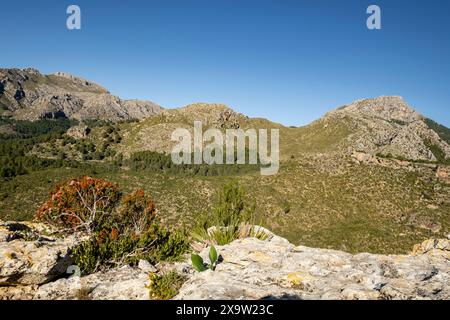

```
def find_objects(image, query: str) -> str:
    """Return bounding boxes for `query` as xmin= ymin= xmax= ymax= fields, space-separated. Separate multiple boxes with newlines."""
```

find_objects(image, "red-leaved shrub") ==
xmin=36 ymin=176 xmax=121 ymax=232
xmin=116 ymin=189 xmax=157 ymax=235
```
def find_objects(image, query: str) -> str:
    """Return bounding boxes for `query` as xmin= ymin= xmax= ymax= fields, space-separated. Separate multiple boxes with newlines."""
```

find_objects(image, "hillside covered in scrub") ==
xmin=1 ymin=215 xmax=449 ymax=300
xmin=1 ymin=68 xmax=450 ymax=255
xmin=1 ymin=176 xmax=449 ymax=300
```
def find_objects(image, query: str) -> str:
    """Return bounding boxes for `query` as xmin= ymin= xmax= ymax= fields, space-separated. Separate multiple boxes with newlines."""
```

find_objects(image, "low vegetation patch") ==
xmin=146 ymin=270 xmax=187 ymax=300
xmin=191 ymin=181 xmax=266 ymax=245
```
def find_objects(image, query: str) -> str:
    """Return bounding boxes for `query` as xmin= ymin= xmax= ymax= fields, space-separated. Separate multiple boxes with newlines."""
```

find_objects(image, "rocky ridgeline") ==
xmin=0 ymin=220 xmax=449 ymax=300
xmin=0 ymin=68 xmax=163 ymax=121
xmin=337 ymin=96 xmax=421 ymax=123
xmin=116 ymin=103 xmax=247 ymax=156
xmin=326 ymin=96 xmax=450 ymax=162
xmin=160 ymin=103 xmax=245 ymax=129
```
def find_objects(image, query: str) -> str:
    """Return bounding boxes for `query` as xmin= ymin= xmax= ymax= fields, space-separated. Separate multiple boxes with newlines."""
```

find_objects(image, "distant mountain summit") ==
xmin=333 ymin=96 xmax=420 ymax=123
xmin=1 ymin=68 xmax=449 ymax=163
xmin=109 ymin=95 xmax=450 ymax=164
xmin=0 ymin=68 xmax=163 ymax=121
xmin=322 ymin=96 xmax=450 ymax=162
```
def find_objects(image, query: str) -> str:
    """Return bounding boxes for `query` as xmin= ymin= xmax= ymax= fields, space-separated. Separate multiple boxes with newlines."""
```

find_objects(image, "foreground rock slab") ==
xmin=175 ymin=237 xmax=450 ymax=300
xmin=0 ymin=220 xmax=84 ymax=286
xmin=35 ymin=266 xmax=149 ymax=300
xmin=1 ymin=219 xmax=449 ymax=300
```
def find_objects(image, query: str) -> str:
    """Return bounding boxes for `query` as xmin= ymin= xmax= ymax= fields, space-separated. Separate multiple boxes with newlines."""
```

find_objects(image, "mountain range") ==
xmin=0 ymin=68 xmax=163 ymax=121
xmin=0 ymin=68 xmax=449 ymax=254
xmin=2 ymin=68 xmax=450 ymax=163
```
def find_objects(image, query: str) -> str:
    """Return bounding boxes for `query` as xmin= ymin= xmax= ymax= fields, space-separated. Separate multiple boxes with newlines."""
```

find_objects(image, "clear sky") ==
xmin=1 ymin=0 xmax=449 ymax=126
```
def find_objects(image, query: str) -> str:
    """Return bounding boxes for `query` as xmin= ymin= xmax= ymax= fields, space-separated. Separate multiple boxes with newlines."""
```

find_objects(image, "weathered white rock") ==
xmin=1 ymin=220 xmax=449 ymax=300
xmin=0 ymin=220 xmax=85 ymax=286
xmin=175 ymin=237 xmax=450 ymax=300
xmin=35 ymin=266 xmax=149 ymax=300
xmin=138 ymin=259 xmax=157 ymax=273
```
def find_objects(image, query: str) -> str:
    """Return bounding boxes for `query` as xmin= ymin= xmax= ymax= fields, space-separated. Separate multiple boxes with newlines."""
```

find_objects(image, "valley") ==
xmin=1 ymin=68 xmax=449 ymax=255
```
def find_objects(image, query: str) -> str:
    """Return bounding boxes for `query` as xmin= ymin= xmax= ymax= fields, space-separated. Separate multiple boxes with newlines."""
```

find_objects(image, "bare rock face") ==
xmin=35 ymin=266 xmax=149 ymax=300
xmin=1 ymin=220 xmax=449 ymax=300
xmin=411 ymin=239 xmax=450 ymax=255
xmin=66 ymin=125 xmax=90 ymax=139
xmin=175 ymin=236 xmax=450 ymax=300
xmin=436 ymin=166 xmax=450 ymax=183
xmin=338 ymin=96 xmax=421 ymax=123
xmin=121 ymin=100 xmax=164 ymax=120
xmin=0 ymin=68 xmax=163 ymax=122
xmin=0 ymin=220 xmax=85 ymax=287
xmin=325 ymin=96 xmax=450 ymax=162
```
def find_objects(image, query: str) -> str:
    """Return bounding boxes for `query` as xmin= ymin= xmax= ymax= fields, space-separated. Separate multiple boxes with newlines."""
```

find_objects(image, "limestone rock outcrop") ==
xmin=0 ymin=220 xmax=86 ymax=287
xmin=35 ymin=266 xmax=149 ymax=300
xmin=324 ymin=96 xmax=450 ymax=162
xmin=175 ymin=236 xmax=450 ymax=300
xmin=1 ymin=219 xmax=449 ymax=300
xmin=0 ymin=68 xmax=163 ymax=122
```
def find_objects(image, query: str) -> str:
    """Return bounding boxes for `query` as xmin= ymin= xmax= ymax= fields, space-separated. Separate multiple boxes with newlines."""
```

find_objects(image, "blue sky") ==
xmin=1 ymin=0 xmax=449 ymax=126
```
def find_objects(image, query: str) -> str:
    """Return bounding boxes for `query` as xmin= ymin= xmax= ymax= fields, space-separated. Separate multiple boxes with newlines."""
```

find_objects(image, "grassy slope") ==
xmin=1 ymin=157 xmax=448 ymax=254
xmin=1 ymin=110 xmax=449 ymax=254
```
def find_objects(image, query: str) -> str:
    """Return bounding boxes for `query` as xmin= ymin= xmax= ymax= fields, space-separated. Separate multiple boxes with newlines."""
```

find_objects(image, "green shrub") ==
xmin=424 ymin=139 xmax=448 ymax=163
xmin=72 ymin=221 xmax=189 ymax=275
xmin=147 ymin=271 xmax=187 ymax=300
xmin=281 ymin=199 xmax=291 ymax=214
xmin=34 ymin=176 xmax=190 ymax=275
xmin=0 ymin=117 xmax=76 ymax=138
xmin=126 ymin=150 xmax=259 ymax=176
xmin=425 ymin=118 xmax=450 ymax=145
xmin=0 ymin=120 xmax=79 ymax=178
xmin=0 ymin=158 xmax=27 ymax=177
xmin=212 ymin=181 xmax=253 ymax=226
xmin=154 ymin=229 xmax=190 ymax=262
xmin=191 ymin=181 xmax=262 ymax=245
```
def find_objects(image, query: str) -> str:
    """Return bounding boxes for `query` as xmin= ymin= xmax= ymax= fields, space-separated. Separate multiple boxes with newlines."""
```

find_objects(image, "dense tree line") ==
xmin=0 ymin=117 xmax=262 ymax=179
xmin=0 ymin=117 xmax=77 ymax=139
xmin=0 ymin=118 xmax=91 ymax=178
xmin=126 ymin=151 xmax=260 ymax=176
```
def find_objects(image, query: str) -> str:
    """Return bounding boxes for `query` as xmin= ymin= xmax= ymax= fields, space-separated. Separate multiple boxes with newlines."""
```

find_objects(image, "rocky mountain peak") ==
xmin=335 ymin=96 xmax=421 ymax=123
xmin=163 ymin=103 xmax=244 ymax=129
xmin=181 ymin=102 xmax=234 ymax=113
xmin=0 ymin=68 xmax=163 ymax=121
xmin=51 ymin=72 xmax=109 ymax=93
xmin=317 ymin=96 xmax=450 ymax=162
xmin=22 ymin=68 xmax=41 ymax=76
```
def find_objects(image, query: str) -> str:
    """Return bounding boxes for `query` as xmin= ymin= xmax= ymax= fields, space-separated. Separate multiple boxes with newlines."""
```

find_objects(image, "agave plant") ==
xmin=191 ymin=246 xmax=219 ymax=272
